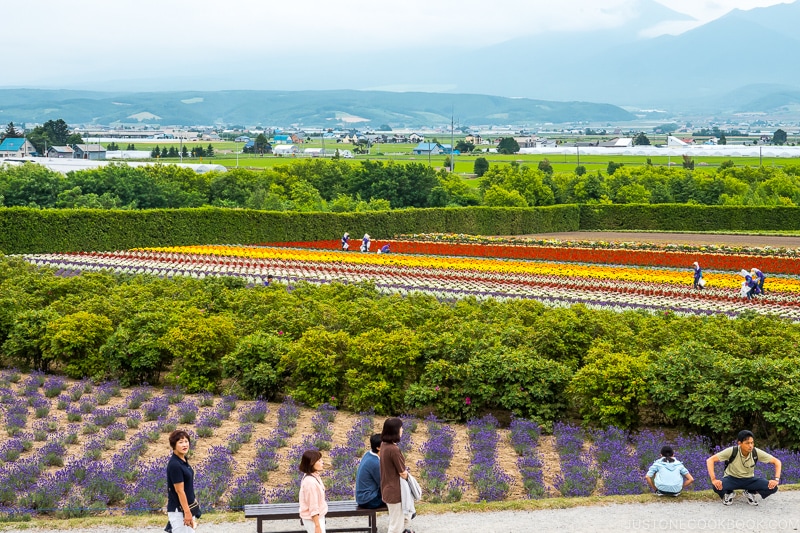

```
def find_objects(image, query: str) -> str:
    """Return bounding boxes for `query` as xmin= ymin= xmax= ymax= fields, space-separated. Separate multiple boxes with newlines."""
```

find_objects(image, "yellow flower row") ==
xmin=138 ymin=245 xmax=800 ymax=293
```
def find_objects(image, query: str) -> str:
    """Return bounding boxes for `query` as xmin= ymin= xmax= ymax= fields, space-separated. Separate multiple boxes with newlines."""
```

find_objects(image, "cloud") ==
xmin=1 ymin=0 xmax=793 ymax=88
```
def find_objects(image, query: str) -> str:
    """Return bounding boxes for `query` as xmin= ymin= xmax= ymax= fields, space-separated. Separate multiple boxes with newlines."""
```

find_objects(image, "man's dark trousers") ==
xmin=712 ymin=476 xmax=778 ymax=500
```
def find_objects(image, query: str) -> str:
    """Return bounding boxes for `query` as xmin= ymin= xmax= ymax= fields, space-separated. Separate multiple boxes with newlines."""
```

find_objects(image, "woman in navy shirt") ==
xmin=166 ymin=430 xmax=198 ymax=532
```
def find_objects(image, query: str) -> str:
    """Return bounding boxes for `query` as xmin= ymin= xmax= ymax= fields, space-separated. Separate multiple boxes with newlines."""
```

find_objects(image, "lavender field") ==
xmin=1 ymin=370 xmax=798 ymax=520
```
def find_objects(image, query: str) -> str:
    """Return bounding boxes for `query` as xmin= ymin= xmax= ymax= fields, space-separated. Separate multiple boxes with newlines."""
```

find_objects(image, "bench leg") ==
xmin=370 ymin=512 xmax=377 ymax=533
xmin=257 ymin=517 xmax=263 ymax=533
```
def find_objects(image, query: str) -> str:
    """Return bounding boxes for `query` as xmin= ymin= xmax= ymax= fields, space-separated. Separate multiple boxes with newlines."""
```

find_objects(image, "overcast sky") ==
xmin=0 ymin=0 xmax=794 ymax=89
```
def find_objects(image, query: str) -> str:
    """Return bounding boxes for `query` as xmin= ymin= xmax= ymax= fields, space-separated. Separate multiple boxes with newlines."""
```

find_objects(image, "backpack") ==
xmin=724 ymin=446 xmax=758 ymax=468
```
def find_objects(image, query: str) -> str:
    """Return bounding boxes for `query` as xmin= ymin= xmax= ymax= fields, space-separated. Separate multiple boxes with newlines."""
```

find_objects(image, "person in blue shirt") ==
xmin=646 ymin=445 xmax=694 ymax=496
xmin=355 ymin=434 xmax=383 ymax=508
xmin=166 ymin=430 xmax=199 ymax=532
xmin=378 ymin=244 xmax=390 ymax=254
xmin=360 ymin=234 xmax=371 ymax=252
xmin=341 ymin=232 xmax=350 ymax=251
xmin=751 ymin=268 xmax=766 ymax=294
xmin=741 ymin=269 xmax=761 ymax=299
xmin=692 ymin=262 xmax=704 ymax=290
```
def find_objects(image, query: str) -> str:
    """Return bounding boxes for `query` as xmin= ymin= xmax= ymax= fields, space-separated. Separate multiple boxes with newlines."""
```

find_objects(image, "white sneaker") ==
xmin=745 ymin=491 xmax=759 ymax=506
xmin=723 ymin=492 xmax=735 ymax=506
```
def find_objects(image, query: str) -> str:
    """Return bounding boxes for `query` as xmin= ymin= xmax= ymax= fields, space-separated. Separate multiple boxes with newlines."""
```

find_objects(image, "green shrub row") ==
xmin=5 ymin=203 xmax=800 ymax=254
xmin=2 ymin=255 xmax=800 ymax=447
xmin=0 ymin=206 xmax=579 ymax=254
xmin=579 ymin=204 xmax=800 ymax=231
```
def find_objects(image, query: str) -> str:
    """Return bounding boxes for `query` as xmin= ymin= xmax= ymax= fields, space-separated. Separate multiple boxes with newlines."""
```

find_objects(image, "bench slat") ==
xmin=244 ymin=500 xmax=386 ymax=533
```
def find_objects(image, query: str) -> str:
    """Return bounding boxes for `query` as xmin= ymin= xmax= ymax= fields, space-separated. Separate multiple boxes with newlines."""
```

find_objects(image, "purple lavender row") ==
xmin=268 ymin=402 xmax=337 ymax=504
xmin=222 ymin=402 xmax=271 ymax=509
xmin=552 ymin=422 xmax=598 ymax=497
xmin=327 ymin=413 xmax=374 ymax=501
xmin=249 ymin=397 xmax=300 ymax=486
xmin=509 ymin=417 xmax=546 ymax=499
xmin=591 ymin=426 xmax=645 ymax=496
xmin=416 ymin=415 xmax=465 ymax=503
xmin=467 ymin=414 xmax=512 ymax=502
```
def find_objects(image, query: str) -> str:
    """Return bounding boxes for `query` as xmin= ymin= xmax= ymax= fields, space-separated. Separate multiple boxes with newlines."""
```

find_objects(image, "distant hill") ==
xmin=0 ymin=89 xmax=633 ymax=128
xmin=462 ymin=1 xmax=800 ymax=110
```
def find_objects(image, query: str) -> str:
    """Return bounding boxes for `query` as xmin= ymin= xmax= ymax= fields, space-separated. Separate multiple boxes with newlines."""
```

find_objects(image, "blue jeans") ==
xmin=712 ymin=476 xmax=778 ymax=500
xmin=357 ymin=494 xmax=384 ymax=509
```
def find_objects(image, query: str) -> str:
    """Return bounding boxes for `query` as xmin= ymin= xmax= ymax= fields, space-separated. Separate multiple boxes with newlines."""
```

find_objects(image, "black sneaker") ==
xmin=655 ymin=490 xmax=665 ymax=496
xmin=723 ymin=492 xmax=735 ymax=506
xmin=745 ymin=491 xmax=759 ymax=506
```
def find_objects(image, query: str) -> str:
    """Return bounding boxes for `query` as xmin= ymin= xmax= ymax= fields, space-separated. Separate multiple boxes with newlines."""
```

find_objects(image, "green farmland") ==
xmin=113 ymin=139 xmax=800 ymax=176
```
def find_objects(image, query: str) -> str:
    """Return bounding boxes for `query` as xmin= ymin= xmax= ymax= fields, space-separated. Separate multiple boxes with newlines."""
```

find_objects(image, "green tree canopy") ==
xmin=497 ymin=137 xmax=520 ymax=155
xmin=455 ymin=140 xmax=474 ymax=153
xmin=473 ymin=157 xmax=489 ymax=177
xmin=2 ymin=122 xmax=21 ymax=140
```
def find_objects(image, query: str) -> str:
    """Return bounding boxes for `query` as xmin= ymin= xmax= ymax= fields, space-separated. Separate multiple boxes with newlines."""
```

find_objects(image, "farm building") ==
xmin=412 ymin=142 xmax=443 ymax=155
xmin=106 ymin=150 xmax=154 ymax=159
xmin=47 ymin=146 xmax=75 ymax=158
xmin=0 ymin=138 xmax=38 ymax=157
xmin=73 ymin=144 xmax=107 ymax=160
xmin=598 ymin=137 xmax=634 ymax=148
xmin=273 ymin=145 xmax=299 ymax=156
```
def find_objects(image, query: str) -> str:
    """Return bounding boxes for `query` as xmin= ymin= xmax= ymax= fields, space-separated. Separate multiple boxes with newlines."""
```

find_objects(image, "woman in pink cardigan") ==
xmin=298 ymin=450 xmax=328 ymax=533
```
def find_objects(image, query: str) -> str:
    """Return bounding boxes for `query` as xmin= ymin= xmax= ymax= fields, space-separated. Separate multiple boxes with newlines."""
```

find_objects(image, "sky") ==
xmin=0 ymin=0 xmax=794 ymax=90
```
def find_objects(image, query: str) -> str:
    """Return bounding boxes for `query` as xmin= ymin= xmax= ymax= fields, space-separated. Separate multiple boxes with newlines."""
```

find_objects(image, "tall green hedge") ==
xmin=579 ymin=204 xmax=800 ymax=231
xmin=3 ymin=204 xmax=799 ymax=254
xmin=0 ymin=206 xmax=579 ymax=254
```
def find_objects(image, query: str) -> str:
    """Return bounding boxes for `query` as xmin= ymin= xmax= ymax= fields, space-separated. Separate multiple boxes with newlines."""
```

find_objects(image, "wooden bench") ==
xmin=244 ymin=500 xmax=387 ymax=533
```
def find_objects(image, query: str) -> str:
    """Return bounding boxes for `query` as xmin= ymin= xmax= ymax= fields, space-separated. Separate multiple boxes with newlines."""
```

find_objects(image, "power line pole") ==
xmin=450 ymin=111 xmax=455 ymax=173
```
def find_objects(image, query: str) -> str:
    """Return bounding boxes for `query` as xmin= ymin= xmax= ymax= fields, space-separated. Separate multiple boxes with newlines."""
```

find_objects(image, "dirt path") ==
xmin=514 ymin=231 xmax=800 ymax=248
xmin=46 ymin=490 xmax=800 ymax=532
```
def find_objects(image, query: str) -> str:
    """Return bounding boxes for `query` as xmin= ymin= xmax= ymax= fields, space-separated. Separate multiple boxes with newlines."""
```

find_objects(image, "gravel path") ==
xmin=515 ymin=231 xmax=800 ymax=248
xmin=33 ymin=491 xmax=800 ymax=533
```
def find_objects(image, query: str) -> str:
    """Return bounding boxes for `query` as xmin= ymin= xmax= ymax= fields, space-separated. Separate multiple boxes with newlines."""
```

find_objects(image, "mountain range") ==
xmin=0 ymin=89 xmax=634 ymax=128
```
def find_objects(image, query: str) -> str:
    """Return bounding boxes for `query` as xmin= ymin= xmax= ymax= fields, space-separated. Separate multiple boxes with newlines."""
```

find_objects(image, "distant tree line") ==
xmin=106 ymin=142 xmax=137 ymax=151
xmin=3 ymin=158 xmax=800 ymax=210
xmin=150 ymin=144 xmax=214 ymax=158
xmin=0 ymin=159 xmax=442 ymax=211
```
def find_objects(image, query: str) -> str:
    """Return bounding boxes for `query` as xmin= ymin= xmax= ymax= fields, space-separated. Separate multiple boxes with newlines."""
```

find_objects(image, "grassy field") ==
xmin=112 ymin=139 xmax=800 ymax=174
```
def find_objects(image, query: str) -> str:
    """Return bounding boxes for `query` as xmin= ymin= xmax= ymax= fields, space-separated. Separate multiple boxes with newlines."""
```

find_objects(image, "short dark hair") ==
xmin=381 ymin=417 xmax=403 ymax=444
xmin=370 ymin=433 xmax=382 ymax=453
xmin=169 ymin=430 xmax=191 ymax=449
xmin=660 ymin=445 xmax=675 ymax=462
xmin=737 ymin=430 xmax=755 ymax=443
xmin=299 ymin=449 xmax=322 ymax=474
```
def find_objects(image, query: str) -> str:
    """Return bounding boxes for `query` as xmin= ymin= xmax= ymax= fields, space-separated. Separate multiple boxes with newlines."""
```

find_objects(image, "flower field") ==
xmin=22 ymin=237 xmax=800 ymax=321
xmin=2 ymin=372 xmax=798 ymax=518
